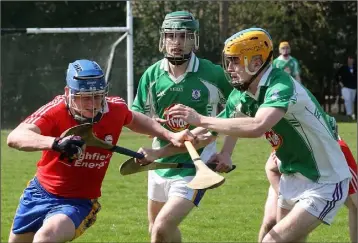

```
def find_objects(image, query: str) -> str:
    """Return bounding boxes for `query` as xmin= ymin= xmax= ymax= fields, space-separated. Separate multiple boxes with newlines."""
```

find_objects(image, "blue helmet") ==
xmin=66 ymin=59 xmax=107 ymax=94
xmin=65 ymin=59 xmax=108 ymax=123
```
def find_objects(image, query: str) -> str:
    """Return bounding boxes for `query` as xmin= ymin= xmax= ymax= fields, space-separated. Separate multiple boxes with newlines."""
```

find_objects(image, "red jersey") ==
xmin=23 ymin=95 xmax=133 ymax=199
xmin=338 ymin=138 xmax=357 ymax=195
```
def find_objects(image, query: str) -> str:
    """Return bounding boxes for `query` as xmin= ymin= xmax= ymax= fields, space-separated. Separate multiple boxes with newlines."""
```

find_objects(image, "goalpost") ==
xmin=1 ymin=1 xmax=135 ymax=107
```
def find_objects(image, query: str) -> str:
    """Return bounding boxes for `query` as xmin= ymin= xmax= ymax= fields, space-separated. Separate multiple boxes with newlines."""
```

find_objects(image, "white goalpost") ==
xmin=1 ymin=1 xmax=134 ymax=107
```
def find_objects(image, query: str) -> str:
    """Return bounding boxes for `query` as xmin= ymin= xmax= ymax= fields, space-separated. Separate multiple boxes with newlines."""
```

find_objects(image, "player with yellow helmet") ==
xmin=273 ymin=41 xmax=301 ymax=82
xmin=222 ymin=28 xmax=273 ymax=91
xmin=167 ymin=27 xmax=351 ymax=242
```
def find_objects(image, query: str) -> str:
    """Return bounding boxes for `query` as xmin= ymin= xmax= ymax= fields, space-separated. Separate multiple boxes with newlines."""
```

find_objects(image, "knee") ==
xmin=151 ymin=220 xmax=172 ymax=237
xmin=151 ymin=221 xmax=166 ymax=236
xmin=34 ymin=223 xmax=74 ymax=243
xmin=261 ymin=218 xmax=276 ymax=233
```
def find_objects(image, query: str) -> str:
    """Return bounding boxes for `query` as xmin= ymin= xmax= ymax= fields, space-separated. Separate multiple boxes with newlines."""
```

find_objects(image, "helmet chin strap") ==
xmin=67 ymin=105 xmax=103 ymax=124
xmin=66 ymin=97 xmax=104 ymax=124
xmin=232 ymin=51 xmax=273 ymax=92
xmin=73 ymin=111 xmax=103 ymax=124
xmin=165 ymin=53 xmax=191 ymax=65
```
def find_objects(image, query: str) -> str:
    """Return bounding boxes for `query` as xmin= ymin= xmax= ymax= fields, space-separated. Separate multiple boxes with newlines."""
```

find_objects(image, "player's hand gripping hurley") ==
xmin=61 ymin=123 xmax=144 ymax=159
xmin=62 ymin=124 xmax=231 ymax=190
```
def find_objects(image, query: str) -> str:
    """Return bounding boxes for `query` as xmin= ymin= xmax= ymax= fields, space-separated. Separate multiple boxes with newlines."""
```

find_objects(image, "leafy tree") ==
xmin=1 ymin=1 xmax=356 ymax=127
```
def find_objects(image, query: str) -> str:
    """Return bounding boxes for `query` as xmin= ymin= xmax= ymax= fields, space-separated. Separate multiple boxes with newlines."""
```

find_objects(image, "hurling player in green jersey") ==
xmin=168 ymin=28 xmax=351 ymax=243
xmin=259 ymin=119 xmax=357 ymax=243
xmin=273 ymin=41 xmax=301 ymax=82
xmin=131 ymin=11 xmax=232 ymax=243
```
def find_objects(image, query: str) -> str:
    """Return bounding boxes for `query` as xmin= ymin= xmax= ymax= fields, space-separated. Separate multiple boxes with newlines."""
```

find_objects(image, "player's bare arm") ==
xmin=125 ymin=110 xmax=194 ymax=147
xmin=168 ymin=104 xmax=286 ymax=138
xmin=219 ymin=135 xmax=238 ymax=156
xmin=7 ymin=123 xmax=55 ymax=151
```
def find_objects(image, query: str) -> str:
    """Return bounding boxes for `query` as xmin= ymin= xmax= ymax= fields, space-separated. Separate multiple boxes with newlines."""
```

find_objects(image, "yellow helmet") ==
xmin=279 ymin=41 xmax=290 ymax=49
xmin=223 ymin=28 xmax=273 ymax=76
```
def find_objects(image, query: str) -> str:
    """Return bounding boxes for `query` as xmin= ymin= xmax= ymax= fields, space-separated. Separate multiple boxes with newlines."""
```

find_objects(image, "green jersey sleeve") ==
xmin=132 ymin=70 xmax=156 ymax=116
xmin=260 ymin=76 xmax=295 ymax=111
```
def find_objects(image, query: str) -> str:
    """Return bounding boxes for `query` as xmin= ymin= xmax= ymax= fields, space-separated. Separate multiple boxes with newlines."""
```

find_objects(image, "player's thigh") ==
xmin=148 ymin=171 xmax=167 ymax=205
xmin=263 ymin=204 xmax=321 ymax=243
xmin=168 ymin=175 xmax=206 ymax=207
xmin=345 ymin=192 xmax=358 ymax=209
xmin=277 ymin=188 xmax=294 ymax=222
xmin=35 ymin=213 xmax=75 ymax=242
xmin=154 ymin=196 xmax=196 ymax=228
xmin=277 ymin=204 xmax=291 ymax=222
xmin=148 ymin=199 xmax=165 ymax=232
xmin=153 ymin=176 xmax=205 ymax=228
xmin=147 ymin=171 xmax=169 ymax=231
xmin=350 ymin=192 xmax=357 ymax=208
xmin=42 ymin=199 xmax=101 ymax=241
xmin=263 ymin=186 xmax=278 ymax=225
xmin=8 ymin=231 xmax=35 ymax=243
xmin=11 ymin=178 xmax=54 ymax=236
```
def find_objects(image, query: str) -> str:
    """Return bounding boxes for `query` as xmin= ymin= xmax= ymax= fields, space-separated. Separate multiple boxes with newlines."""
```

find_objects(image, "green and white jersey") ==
xmin=132 ymin=53 xmax=233 ymax=178
xmin=219 ymin=65 xmax=350 ymax=183
xmin=273 ymin=55 xmax=300 ymax=78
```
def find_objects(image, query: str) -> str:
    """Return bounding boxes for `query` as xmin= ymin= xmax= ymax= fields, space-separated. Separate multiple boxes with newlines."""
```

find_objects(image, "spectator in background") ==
xmin=273 ymin=41 xmax=301 ymax=82
xmin=335 ymin=55 xmax=357 ymax=120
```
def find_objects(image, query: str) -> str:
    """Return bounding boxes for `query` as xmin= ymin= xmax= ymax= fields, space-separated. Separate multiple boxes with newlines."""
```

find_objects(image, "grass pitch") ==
xmin=1 ymin=122 xmax=356 ymax=242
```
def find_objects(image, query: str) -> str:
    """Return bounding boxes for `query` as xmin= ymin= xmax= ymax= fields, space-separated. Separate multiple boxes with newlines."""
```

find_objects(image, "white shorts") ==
xmin=278 ymin=173 xmax=349 ymax=225
xmin=148 ymin=170 xmax=206 ymax=206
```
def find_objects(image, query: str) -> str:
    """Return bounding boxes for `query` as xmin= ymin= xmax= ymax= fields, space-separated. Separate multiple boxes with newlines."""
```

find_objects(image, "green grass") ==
xmin=1 ymin=123 xmax=356 ymax=242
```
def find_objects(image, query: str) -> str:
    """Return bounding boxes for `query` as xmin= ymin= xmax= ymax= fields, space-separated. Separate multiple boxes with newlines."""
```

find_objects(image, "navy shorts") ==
xmin=12 ymin=177 xmax=101 ymax=240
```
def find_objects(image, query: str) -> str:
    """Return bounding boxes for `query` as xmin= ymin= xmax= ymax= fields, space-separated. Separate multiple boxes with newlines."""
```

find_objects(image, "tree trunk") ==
xmin=219 ymin=1 xmax=229 ymax=43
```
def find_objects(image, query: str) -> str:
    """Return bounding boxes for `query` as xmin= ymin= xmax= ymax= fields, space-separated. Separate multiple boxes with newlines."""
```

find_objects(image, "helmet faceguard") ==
xmin=222 ymin=28 xmax=273 ymax=91
xmin=65 ymin=59 xmax=108 ymax=124
xmin=159 ymin=11 xmax=199 ymax=65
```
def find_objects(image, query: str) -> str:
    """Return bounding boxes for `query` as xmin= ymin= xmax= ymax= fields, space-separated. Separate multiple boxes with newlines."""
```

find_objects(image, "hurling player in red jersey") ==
xmin=6 ymin=59 xmax=194 ymax=243
xmin=259 ymin=135 xmax=357 ymax=243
